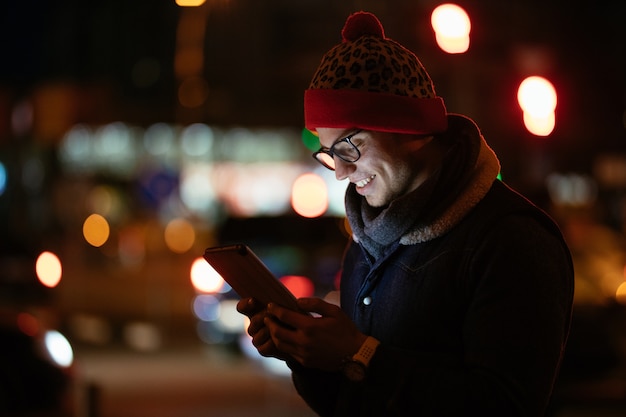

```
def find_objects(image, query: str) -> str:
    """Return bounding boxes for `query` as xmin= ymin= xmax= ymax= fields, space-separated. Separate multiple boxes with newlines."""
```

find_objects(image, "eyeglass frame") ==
xmin=312 ymin=129 xmax=363 ymax=171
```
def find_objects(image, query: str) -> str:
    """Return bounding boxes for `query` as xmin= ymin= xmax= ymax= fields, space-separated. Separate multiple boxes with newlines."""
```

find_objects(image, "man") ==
xmin=237 ymin=11 xmax=574 ymax=417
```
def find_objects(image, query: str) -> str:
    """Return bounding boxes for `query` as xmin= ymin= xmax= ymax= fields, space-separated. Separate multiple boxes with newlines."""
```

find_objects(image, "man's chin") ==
xmin=364 ymin=195 xmax=386 ymax=208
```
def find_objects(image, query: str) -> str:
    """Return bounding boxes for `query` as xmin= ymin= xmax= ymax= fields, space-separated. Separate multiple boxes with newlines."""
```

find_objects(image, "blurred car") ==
xmin=0 ymin=307 xmax=75 ymax=417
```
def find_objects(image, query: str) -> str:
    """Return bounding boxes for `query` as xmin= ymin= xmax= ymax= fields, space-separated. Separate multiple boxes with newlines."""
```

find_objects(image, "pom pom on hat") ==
xmin=341 ymin=11 xmax=385 ymax=42
xmin=305 ymin=11 xmax=448 ymax=135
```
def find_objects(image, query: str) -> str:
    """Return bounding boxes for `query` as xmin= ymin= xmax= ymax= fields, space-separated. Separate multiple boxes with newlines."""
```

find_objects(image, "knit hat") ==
xmin=304 ymin=11 xmax=448 ymax=135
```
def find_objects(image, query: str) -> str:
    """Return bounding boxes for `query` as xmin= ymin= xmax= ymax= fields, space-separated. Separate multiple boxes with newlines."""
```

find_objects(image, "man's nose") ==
xmin=334 ymin=158 xmax=354 ymax=181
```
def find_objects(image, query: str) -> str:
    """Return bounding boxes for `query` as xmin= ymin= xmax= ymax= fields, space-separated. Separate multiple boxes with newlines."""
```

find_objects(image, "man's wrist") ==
xmin=341 ymin=336 xmax=380 ymax=382
xmin=353 ymin=336 xmax=380 ymax=367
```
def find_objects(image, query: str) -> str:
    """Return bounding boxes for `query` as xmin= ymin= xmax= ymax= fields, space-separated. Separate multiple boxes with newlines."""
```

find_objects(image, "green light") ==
xmin=301 ymin=128 xmax=319 ymax=152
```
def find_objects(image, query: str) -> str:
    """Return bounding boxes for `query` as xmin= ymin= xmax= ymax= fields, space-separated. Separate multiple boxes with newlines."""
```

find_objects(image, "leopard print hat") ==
xmin=304 ymin=11 xmax=448 ymax=135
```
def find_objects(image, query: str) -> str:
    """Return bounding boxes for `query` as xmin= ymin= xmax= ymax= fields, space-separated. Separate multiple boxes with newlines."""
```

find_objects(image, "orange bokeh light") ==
xmin=83 ymin=213 xmax=110 ymax=247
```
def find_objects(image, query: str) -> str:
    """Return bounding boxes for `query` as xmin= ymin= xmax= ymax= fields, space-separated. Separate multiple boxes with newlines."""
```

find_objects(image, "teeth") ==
xmin=355 ymin=175 xmax=375 ymax=188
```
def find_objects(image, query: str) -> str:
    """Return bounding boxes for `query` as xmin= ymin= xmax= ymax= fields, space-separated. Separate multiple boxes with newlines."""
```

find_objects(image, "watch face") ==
xmin=343 ymin=360 xmax=367 ymax=382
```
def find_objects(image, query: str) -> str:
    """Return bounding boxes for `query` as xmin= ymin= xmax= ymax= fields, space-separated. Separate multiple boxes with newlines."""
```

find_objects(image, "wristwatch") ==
xmin=341 ymin=336 xmax=380 ymax=382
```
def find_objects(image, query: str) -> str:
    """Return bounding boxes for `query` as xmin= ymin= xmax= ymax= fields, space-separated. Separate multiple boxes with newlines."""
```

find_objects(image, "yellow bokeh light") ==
xmin=36 ymin=251 xmax=62 ymax=288
xmin=164 ymin=218 xmax=196 ymax=253
xmin=175 ymin=0 xmax=206 ymax=6
xmin=83 ymin=213 xmax=110 ymax=247
xmin=291 ymin=173 xmax=328 ymax=218
xmin=190 ymin=257 xmax=225 ymax=293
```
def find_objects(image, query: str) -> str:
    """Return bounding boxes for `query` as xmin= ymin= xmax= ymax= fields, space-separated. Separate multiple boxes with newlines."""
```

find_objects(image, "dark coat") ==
xmin=291 ymin=180 xmax=574 ymax=417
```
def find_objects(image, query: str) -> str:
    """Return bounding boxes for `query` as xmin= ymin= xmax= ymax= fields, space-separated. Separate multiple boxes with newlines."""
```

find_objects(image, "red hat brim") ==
xmin=304 ymin=89 xmax=448 ymax=135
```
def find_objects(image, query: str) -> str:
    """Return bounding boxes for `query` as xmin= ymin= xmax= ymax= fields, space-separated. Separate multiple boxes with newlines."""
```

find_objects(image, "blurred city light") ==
xmin=212 ymin=163 xmax=295 ymax=217
xmin=67 ymin=314 xmax=112 ymax=345
xmin=518 ymin=75 xmax=557 ymax=112
xmin=118 ymin=225 xmax=146 ymax=267
xmin=522 ymin=112 xmax=555 ymax=137
xmin=279 ymin=275 xmax=314 ymax=298
xmin=0 ymin=161 xmax=6 ymax=196
xmin=192 ymin=294 xmax=221 ymax=321
xmin=143 ymin=123 xmax=177 ymax=159
xmin=175 ymin=0 xmax=207 ymax=9
xmin=291 ymin=173 xmax=328 ymax=218
xmin=123 ymin=321 xmax=162 ymax=352
xmin=314 ymin=167 xmax=347 ymax=216
xmin=83 ymin=213 xmax=110 ymax=247
xmin=93 ymin=122 xmax=138 ymax=176
xmin=546 ymin=173 xmax=597 ymax=206
xmin=57 ymin=123 xmax=332 ymax=219
xmin=190 ymin=257 xmax=226 ymax=293
xmin=11 ymin=99 xmax=33 ymax=136
xmin=17 ymin=312 xmax=40 ymax=337
xmin=35 ymin=251 xmax=62 ymax=288
xmin=44 ymin=330 xmax=74 ymax=368
xmin=517 ymin=76 xmax=557 ymax=136
xmin=58 ymin=124 xmax=93 ymax=173
xmin=180 ymin=164 xmax=217 ymax=215
xmin=431 ymin=4 xmax=471 ymax=54
xmin=164 ymin=217 xmax=195 ymax=253
xmin=215 ymin=299 xmax=245 ymax=333
xmin=617 ymin=281 xmax=626 ymax=304
xmin=181 ymin=123 xmax=214 ymax=158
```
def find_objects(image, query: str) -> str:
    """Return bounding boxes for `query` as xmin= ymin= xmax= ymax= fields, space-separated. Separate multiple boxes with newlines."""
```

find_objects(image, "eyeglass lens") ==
xmin=316 ymin=152 xmax=335 ymax=169
xmin=313 ymin=131 xmax=361 ymax=170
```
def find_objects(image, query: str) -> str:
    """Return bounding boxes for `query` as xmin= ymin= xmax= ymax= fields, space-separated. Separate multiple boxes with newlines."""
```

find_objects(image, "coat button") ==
xmin=362 ymin=296 xmax=372 ymax=306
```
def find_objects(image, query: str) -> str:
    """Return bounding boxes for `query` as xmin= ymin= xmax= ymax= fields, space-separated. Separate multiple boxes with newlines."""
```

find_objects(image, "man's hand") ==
xmin=236 ymin=297 xmax=290 ymax=361
xmin=237 ymin=297 xmax=367 ymax=371
xmin=265 ymin=297 xmax=367 ymax=371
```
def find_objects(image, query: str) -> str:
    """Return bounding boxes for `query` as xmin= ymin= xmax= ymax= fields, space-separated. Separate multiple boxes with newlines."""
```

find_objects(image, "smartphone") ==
xmin=203 ymin=244 xmax=302 ymax=312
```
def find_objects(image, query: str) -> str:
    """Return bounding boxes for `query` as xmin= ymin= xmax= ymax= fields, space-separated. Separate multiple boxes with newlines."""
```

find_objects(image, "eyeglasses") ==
xmin=312 ymin=130 xmax=362 ymax=171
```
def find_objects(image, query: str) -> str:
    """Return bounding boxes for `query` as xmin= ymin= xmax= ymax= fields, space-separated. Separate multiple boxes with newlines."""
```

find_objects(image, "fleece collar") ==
xmin=399 ymin=135 xmax=500 ymax=244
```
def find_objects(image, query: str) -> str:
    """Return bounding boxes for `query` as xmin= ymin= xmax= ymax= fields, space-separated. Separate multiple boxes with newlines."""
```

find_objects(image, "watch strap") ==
xmin=353 ymin=336 xmax=380 ymax=367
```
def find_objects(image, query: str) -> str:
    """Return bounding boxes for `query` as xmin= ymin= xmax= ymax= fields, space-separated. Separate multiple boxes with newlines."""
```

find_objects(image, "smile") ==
xmin=355 ymin=175 xmax=376 ymax=188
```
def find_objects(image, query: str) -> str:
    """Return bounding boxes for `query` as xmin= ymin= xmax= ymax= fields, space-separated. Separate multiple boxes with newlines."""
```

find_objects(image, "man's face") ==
xmin=316 ymin=128 xmax=432 ymax=208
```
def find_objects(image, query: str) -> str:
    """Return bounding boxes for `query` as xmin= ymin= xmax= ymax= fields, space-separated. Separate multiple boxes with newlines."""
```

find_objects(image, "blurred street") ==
xmin=74 ymin=342 xmax=317 ymax=417
xmin=71 ymin=339 xmax=626 ymax=417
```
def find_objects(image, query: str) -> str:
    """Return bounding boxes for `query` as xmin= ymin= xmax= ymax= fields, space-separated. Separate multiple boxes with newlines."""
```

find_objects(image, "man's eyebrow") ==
xmin=332 ymin=129 xmax=360 ymax=145
xmin=319 ymin=132 xmax=347 ymax=150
